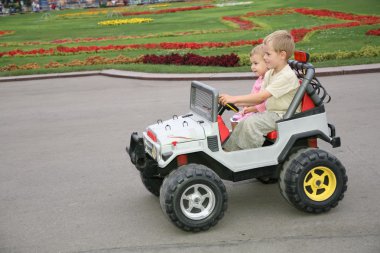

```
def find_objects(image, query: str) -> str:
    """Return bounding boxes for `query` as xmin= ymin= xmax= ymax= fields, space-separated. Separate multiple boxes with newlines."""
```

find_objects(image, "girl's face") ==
xmin=250 ymin=53 xmax=267 ymax=77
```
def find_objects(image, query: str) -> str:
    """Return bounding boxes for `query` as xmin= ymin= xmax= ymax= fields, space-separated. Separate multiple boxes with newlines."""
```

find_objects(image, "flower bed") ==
xmin=0 ymin=30 xmax=15 ymax=36
xmin=366 ymin=28 xmax=380 ymax=36
xmin=291 ymin=21 xmax=361 ymax=42
xmin=142 ymin=53 xmax=239 ymax=67
xmin=1 ymin=6 xmax=379 ymax=73
xmin=121 ymin=5 xmax=214 ymax=16
xmin=244 ymin=8 xmax=295 ymax=17
xmin=58 ymin=10 xmax=109 ymax=18
xmin=3 ymin=7 xmax=377 ymax=49
xmin=222 ymin=16 xmax=255 ymax=30
xmin=2 ymin=45 xmax=379 ymax=72
xmin=0 ymin=55 xmax=142 ymax=72
xmin=238 ymin=45 xmax=380 ymax=65
xmin=0 ymin=39 xmax=262 ymax=58
xmin=0 ymin=28 xmax=234 ymax=47
xmin=0 ymin=53 xmax=239 ymax=72
xmin=294 ymin=8 xmax=380 ymax=25
xmin=98 ymin=18 xmax=153 ymax=26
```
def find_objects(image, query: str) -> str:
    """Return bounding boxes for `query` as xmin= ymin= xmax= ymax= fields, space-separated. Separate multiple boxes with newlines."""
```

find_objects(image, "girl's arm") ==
xmin=242 ymin=106 xmax=258 ymax=115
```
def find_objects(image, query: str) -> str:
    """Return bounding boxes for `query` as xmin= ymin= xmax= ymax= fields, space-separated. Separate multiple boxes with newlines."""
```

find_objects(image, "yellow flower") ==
xmin=150 ymin=4 xmax=170 ymax=8
xmin=58 ymin=10 xmax=109 ymax=17
xmin=98 ymin=18 xmax=153 ymax=26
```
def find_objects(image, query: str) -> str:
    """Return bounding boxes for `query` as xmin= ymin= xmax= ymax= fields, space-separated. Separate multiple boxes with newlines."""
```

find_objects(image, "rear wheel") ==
xmin=160 ymin=164 xmax=227 ymax=232
xmin=279 ymin=148 xmax=347 ymax=213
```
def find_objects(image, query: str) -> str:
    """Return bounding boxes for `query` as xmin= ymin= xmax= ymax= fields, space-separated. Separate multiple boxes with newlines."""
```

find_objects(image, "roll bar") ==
xmin=283 ymin=60 xmax=326 ymax=120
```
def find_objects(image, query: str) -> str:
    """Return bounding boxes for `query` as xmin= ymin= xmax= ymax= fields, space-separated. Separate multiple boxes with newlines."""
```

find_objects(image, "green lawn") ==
xmin=0 ymin=0 xmax=379 ymax=76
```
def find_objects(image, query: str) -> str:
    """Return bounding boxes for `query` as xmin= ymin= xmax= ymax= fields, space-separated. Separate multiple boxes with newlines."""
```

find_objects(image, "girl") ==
xmin=230 ymin=44 xmax=268 ymax=129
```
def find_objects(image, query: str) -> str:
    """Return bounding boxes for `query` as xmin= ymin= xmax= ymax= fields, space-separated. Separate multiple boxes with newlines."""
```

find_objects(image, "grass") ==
xmin=0 ymin=0 xmax=379 ymax=76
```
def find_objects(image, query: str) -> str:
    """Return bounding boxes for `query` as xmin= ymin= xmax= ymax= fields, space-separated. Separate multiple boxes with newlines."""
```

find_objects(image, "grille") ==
xmin=190 ymin=81 xmax=218 ymax=122
xmin=207 ymin=136 xmax=219 ymax=152
xmin=144 ymin=138 xmax=153 ymax=157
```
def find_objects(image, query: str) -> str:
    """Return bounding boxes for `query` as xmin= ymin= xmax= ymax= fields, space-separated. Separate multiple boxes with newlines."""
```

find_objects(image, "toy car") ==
xmin=126 ymin=52 xmax=347 ymax=232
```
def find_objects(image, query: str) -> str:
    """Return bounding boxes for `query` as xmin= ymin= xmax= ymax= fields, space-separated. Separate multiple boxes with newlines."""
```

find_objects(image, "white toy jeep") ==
xmin=126 ymin=52 xmax=347 ymax=232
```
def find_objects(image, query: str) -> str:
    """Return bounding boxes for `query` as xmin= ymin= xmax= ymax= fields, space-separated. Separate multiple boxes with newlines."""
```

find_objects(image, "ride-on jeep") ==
xmin=126 ymin=51 xmax=347 ymax=232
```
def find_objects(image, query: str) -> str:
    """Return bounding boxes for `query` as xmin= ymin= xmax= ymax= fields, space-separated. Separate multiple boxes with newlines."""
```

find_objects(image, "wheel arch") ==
xmin=278 ymin=130 xmax=333 ymax=163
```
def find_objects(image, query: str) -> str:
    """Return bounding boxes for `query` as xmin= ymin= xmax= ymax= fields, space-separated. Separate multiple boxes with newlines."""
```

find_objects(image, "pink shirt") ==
xmin=230 ymin=76 xmax=266 ymax=123
xmin=251 ymin=76 xmax=266 ymax=112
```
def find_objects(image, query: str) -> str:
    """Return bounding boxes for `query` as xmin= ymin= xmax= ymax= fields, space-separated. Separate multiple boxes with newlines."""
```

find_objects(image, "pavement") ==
xmin=1 ymin=72 xmax=380 ymax=253
xmin=0 ymin=63 xmax=379 ymax=82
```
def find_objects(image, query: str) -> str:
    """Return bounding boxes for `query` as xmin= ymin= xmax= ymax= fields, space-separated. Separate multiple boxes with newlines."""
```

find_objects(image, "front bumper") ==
xmin=126 ymin=132 xmax=147 ymax=170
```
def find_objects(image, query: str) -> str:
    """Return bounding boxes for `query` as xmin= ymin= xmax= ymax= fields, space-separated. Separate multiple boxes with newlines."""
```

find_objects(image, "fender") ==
xmin=277 ymin=128 xmax=340 ymax=163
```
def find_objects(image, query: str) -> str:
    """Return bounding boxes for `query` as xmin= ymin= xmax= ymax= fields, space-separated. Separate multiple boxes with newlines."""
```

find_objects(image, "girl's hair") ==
xmin=263 ymin=30 xmax=295 ymax=59
xmin=250 ymin=44 xmax=265 ymax=57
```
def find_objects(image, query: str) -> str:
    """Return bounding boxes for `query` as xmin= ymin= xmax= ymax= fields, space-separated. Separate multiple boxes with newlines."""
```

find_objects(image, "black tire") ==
xmin=159 ymin=164 xmax=228 ymax=232
xmin=279 ymin=148 xmax=347 ymax=213
xmin=140 ymin=172 xmax=163 ymax=197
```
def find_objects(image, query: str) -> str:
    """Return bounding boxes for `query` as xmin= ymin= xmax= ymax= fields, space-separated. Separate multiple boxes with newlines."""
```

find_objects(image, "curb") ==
xmin=0 ymin=63 xmax=379 ymax=82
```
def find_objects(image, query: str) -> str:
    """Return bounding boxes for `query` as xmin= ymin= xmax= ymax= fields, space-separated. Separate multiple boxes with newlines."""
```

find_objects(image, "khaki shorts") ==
xmin=223 ymin=111 xmax=281 ymax=151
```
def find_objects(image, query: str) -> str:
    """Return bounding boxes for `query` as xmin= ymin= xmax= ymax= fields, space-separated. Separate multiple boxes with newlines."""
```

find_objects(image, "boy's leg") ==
xmin=223 ymin=112 xmax=281 ymax=151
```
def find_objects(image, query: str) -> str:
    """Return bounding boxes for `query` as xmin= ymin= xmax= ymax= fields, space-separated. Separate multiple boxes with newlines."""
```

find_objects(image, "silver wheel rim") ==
xmin=180 ymin=184 xmax=216 ymax=220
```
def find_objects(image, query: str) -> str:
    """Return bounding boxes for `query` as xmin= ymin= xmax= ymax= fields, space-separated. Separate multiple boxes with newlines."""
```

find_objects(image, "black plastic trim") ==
xmin=184 ymin=152 xmax=276 ymax=182
xmin=126 ymin=132 xmax=148 ymax=171
xmin=233 ymin=165 xmax=278 ymax=182
xmin=162 ymin=152 xmax=173 ymax=161
xmin=278 ymin=130 xmax=331 ymax=163
xmin=207 ymin=135 xmax=219 ymax=152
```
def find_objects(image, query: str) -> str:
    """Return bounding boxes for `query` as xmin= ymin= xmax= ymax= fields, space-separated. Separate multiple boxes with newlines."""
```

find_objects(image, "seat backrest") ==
xmin=301 ymin=92 xmax=315 ymax=112
xmin=217 ymin=115 xmax=230 ymax=144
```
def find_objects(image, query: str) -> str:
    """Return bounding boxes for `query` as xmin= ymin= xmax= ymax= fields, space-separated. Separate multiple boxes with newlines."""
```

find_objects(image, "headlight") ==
xmin=151 ymin=146 xmax=157 ymax=160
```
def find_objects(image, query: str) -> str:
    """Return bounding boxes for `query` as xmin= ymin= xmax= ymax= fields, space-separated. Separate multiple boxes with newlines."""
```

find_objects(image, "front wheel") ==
xmin=160 ymin=164 xmax=228 ymax=232
xmin=279 ymin=148 xmax=347 ymax=213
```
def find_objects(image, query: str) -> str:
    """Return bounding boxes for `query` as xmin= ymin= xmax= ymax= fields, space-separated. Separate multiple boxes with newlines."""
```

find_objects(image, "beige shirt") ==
xmin=263 ymin=64 xmax=300 ymax=116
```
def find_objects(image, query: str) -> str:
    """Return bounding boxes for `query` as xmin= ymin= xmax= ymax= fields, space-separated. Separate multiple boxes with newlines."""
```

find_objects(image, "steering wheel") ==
xmin=218 ymin=102 xmax=239 ymax=115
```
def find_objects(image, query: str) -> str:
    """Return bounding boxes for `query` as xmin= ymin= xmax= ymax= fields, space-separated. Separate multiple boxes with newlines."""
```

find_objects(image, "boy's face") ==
xmin=250 ymin=54 xmax=267 ymax=77
xmin=263 ymin=42 xmax=287 ymax=70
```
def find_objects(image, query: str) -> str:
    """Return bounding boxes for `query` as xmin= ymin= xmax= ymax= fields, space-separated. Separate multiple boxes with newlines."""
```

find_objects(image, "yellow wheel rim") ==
xmin=303 ymin=166 xmax=337 ymax=202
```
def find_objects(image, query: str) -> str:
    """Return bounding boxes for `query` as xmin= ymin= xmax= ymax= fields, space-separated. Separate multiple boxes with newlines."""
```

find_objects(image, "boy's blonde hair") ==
xmin=263 ymin=30 xmax=295 ymax=59
xmin=250 ymin=44 xmax=265 ymax=58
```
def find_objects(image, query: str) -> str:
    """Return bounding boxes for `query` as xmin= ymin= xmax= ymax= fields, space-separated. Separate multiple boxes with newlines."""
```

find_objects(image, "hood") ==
xmin=146 ymin=116 xmax=205 ymax=146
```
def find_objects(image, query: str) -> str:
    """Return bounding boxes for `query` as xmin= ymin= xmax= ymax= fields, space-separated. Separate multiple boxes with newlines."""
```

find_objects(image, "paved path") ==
xmin=1 ymin=73 xmax=380 ymax=252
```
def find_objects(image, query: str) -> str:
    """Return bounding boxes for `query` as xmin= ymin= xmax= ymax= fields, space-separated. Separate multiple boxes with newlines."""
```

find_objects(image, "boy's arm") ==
xmin=219 ymin=90 xmax=272 ymax=106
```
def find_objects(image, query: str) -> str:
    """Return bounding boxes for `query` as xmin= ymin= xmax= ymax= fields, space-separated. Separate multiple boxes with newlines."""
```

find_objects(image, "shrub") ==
xmin=142 ymin=53 xmax=240 ymax=67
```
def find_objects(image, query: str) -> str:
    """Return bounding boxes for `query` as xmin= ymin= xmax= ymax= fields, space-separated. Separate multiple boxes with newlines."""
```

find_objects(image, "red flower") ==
xmin=0 ymin=30 xmax=15 ymax=36
xmin=222 ymin=16 xmax=255 ymax=30
xmin=366 ymin=28 xmax=380 ymax=36
xmin=294 ymin=8 xmax=380 ymax=25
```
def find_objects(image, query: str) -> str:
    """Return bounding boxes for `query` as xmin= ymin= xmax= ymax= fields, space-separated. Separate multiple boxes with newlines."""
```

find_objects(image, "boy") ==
xmin=219 ymin=30 xmax=300 ymax=151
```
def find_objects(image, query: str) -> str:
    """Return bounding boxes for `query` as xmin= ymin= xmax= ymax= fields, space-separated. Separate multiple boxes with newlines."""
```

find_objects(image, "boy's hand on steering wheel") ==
xmin=219 ymin=94 xmax=234 ymax=105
